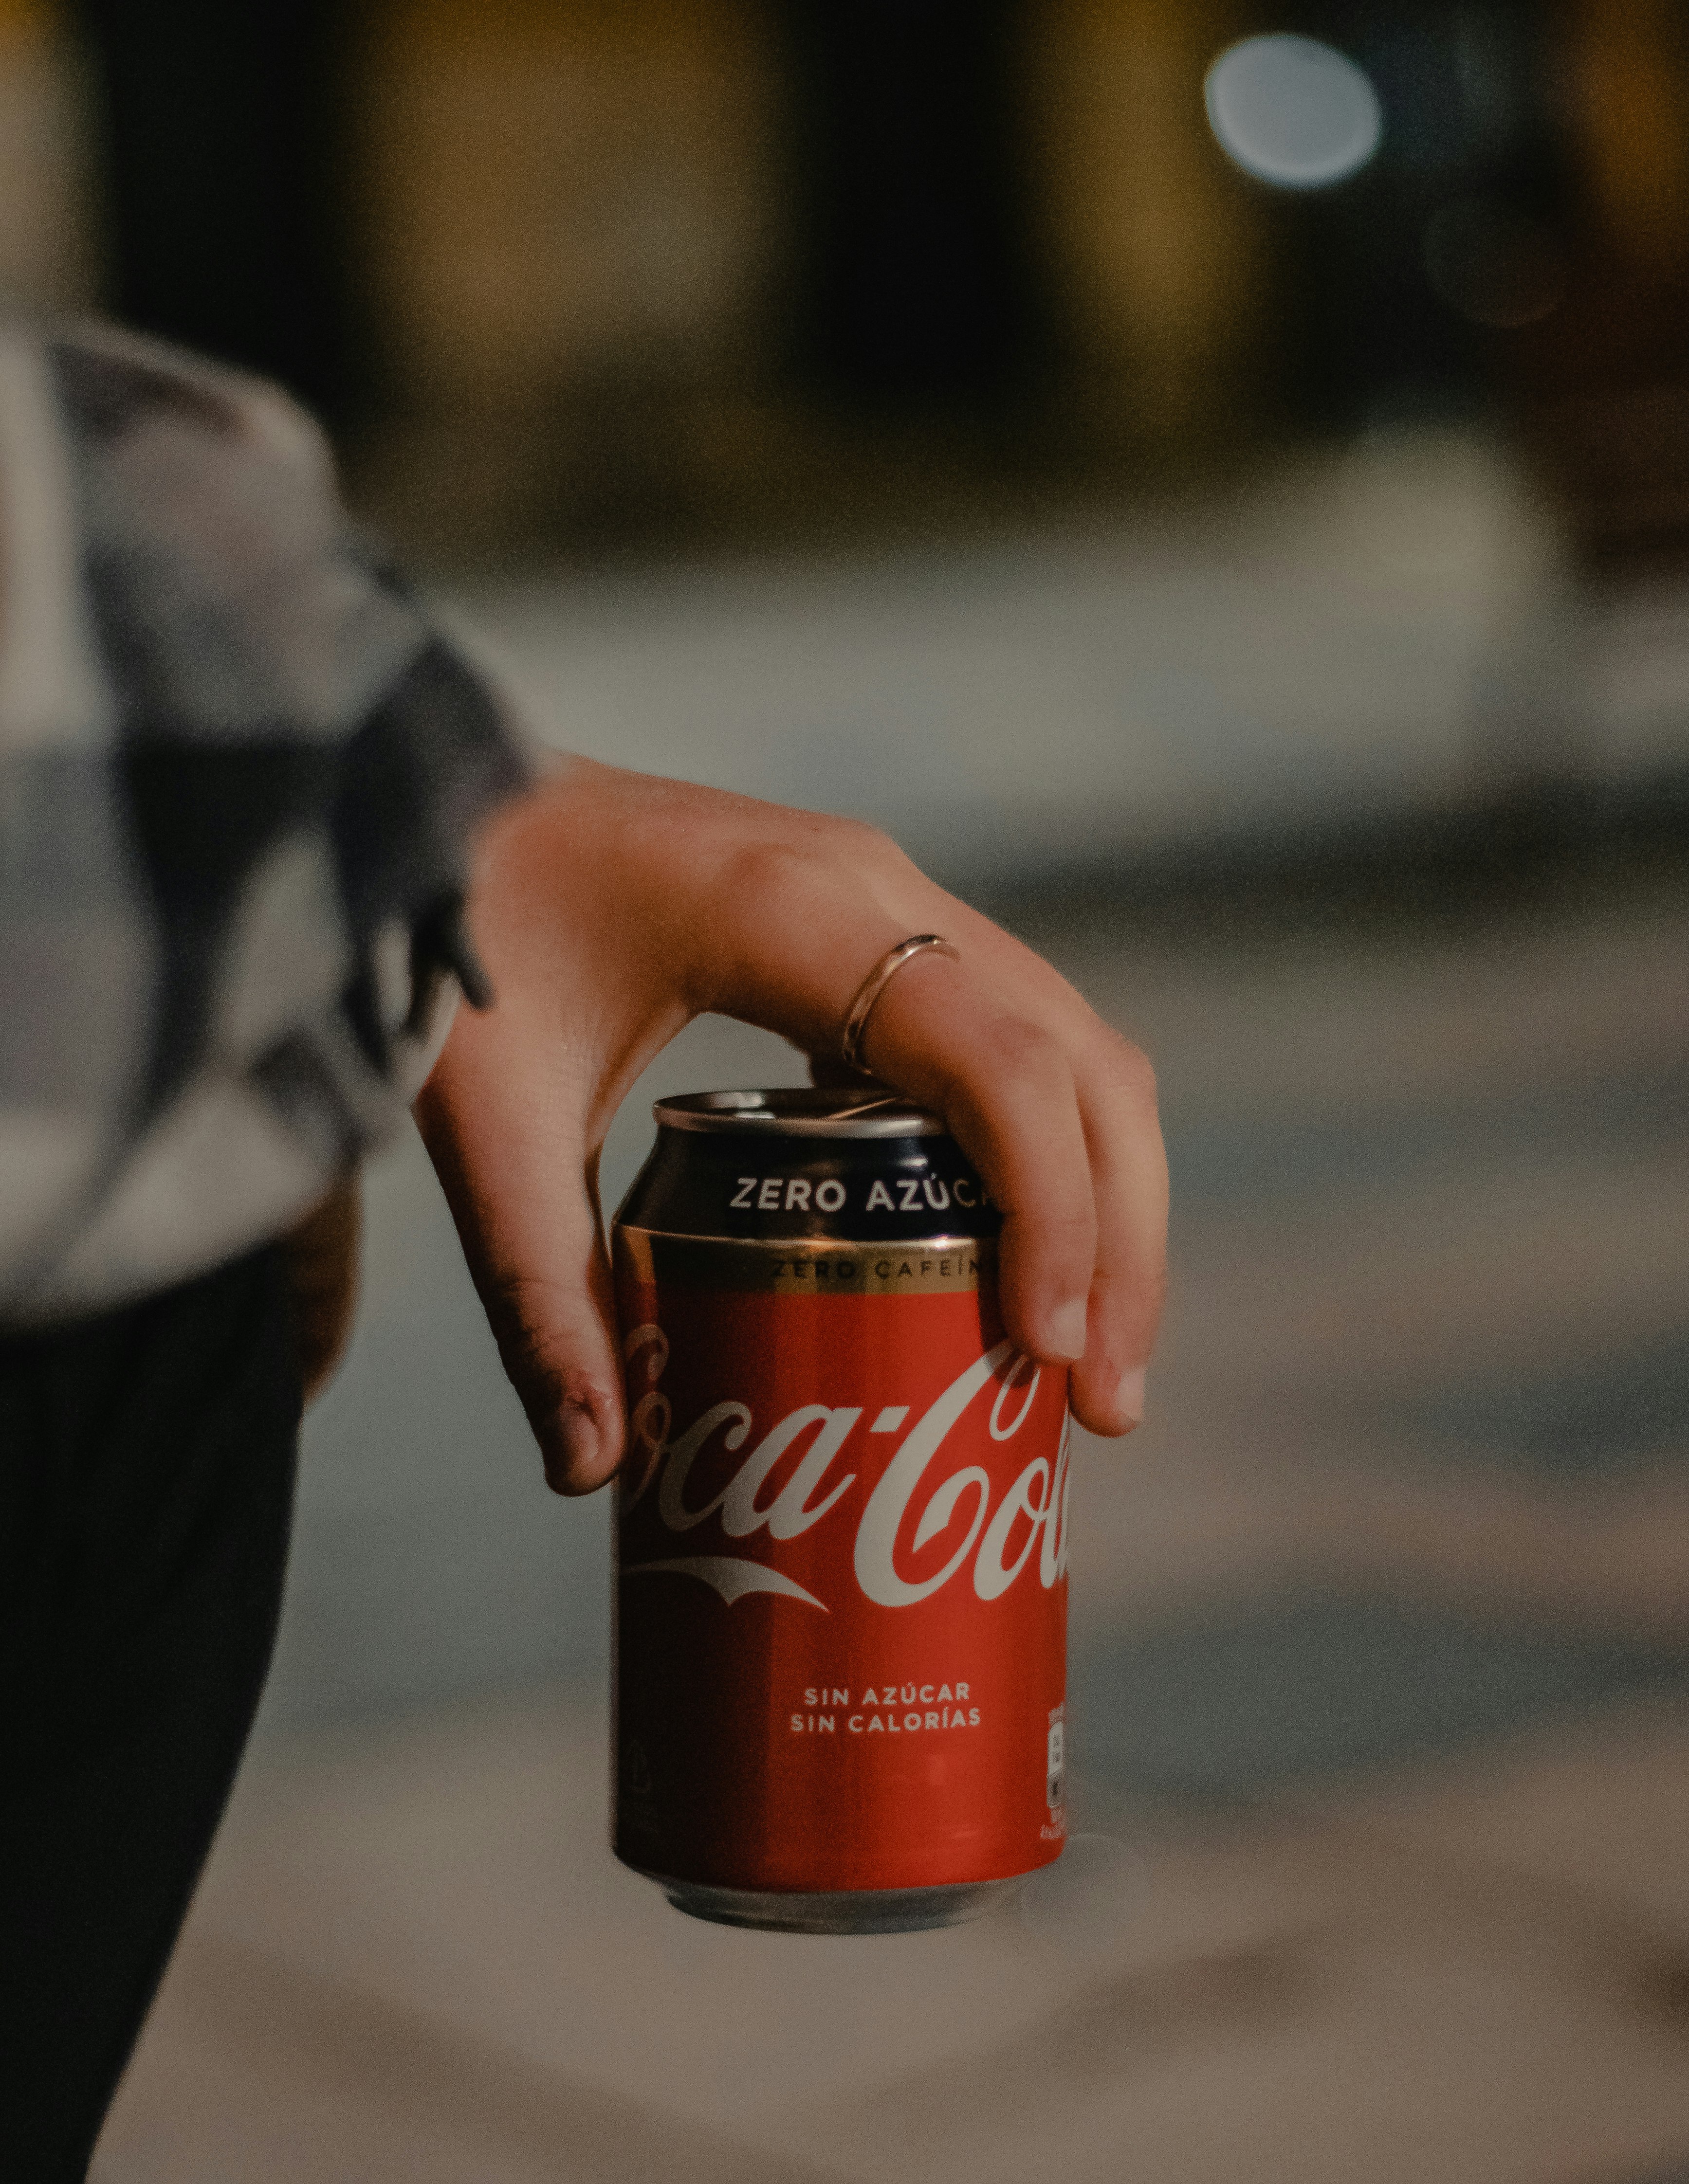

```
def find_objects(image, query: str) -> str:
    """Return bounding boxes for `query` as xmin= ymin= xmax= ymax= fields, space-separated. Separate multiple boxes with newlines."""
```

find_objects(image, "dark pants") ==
xmin=0 ymin=1242 xmax=300 ymax=2183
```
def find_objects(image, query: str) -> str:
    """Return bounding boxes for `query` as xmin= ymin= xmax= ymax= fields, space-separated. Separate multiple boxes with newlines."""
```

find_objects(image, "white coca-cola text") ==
xmin=623 ymin=1329 xmax=1069 ymax=1608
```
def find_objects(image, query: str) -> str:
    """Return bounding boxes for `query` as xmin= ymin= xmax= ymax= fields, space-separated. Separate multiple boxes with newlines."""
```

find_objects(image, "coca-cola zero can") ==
xmin=611 ymin=1087 xmax=1070 ymax=1934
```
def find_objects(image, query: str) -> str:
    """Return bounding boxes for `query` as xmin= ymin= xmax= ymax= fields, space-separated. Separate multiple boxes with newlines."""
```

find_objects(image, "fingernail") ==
xmin=554 ymin=1402 xmax=601 ymax=1482
xmin=1047 ymin=1298 xmax=1088 ymax=1361
xmin=1116 ymin=1366 xmax=1146 ymax=1426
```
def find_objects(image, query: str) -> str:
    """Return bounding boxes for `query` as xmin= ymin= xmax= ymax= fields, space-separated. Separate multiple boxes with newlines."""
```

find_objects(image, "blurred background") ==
xmin=12 ymin=0 xmax=1680 ymax=2176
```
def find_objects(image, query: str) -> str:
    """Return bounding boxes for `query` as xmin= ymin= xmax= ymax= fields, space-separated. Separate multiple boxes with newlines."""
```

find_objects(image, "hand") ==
xmin=414 ymin=759 xmax=1167 ymax=1493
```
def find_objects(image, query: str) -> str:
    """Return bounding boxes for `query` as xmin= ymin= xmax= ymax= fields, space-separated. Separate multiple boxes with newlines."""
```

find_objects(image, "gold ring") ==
xmin=839 ymin=935 xmax=959 ymax=1074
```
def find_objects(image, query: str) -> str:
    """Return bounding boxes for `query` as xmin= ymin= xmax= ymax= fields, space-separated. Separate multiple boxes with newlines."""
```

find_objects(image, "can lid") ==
xmin=652 ymin=1087 xmax=949 ymax=1139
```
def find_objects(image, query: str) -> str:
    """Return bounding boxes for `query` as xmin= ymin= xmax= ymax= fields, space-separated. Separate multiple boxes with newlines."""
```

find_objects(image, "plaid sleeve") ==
xmin=0 ymin=315 xmax=533 ymax=1322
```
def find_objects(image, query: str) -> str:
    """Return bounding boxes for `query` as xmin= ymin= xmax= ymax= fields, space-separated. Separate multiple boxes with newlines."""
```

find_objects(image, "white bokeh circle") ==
xmin=1205 ymin=34 xmax=1383 ymax=191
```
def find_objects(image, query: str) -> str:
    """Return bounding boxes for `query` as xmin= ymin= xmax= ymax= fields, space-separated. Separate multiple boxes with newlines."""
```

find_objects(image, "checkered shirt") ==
xmin=0 ymin=315 xmax=533 ymax=1323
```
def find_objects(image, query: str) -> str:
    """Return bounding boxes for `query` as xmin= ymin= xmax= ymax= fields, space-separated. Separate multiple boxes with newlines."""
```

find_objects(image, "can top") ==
xmin=653 ymin=1087 xmax=948 ymax=1139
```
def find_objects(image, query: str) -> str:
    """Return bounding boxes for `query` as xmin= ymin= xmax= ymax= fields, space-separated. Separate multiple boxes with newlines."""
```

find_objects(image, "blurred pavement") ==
xmin=443 ymin=431 xmax=1689 ymax=889
xmin=97 ymin=863 xmax=1689 ymax=2182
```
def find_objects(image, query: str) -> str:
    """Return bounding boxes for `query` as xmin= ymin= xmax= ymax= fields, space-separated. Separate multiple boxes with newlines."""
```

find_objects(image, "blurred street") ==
xmin=441 ymin=433 xmax=1689 ymax=888
xmin=98 ymin=832 xmax=1689 ymax=2182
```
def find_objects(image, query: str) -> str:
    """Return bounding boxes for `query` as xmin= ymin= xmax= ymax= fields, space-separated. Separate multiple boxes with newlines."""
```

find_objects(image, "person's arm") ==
xmin=414 ymin=757 xmax=1167 ymax=1494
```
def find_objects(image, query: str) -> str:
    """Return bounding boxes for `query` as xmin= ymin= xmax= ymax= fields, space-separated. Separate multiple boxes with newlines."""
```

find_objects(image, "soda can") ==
xmin=610 ymin=1087 xmax=1070 ymax=1934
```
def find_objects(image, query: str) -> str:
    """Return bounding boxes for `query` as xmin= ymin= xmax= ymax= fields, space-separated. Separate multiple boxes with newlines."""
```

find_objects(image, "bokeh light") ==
xmin=1204 ymin=33 xmax=1383 ymax=191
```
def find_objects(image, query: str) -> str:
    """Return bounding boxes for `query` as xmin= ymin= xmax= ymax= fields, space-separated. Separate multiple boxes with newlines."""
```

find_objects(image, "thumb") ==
xmin=414 ymin=1032 xmax=625 ymax=1496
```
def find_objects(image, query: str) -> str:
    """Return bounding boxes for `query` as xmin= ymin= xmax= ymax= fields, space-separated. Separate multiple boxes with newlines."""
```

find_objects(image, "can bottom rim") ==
xmin=631 ymin=1868 xmax=1023 ymax=1935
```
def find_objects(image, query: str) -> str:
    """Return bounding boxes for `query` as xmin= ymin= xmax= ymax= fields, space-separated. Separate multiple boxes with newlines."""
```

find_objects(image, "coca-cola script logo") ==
xmin=619 ymin=1325 xmax=1071 ymax=1612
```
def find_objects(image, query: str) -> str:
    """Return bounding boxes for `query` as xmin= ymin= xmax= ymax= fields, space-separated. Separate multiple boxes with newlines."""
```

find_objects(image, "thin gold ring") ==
xmin=839 ymin=935 xmax=959 ymax=1074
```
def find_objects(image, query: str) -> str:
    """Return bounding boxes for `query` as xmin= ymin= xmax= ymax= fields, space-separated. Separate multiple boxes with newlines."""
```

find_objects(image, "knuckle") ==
xmin=1094 ymin=1025 xmax=1159 ymax=1115
xmin=719 ymin=839 xmax=817 ymax=910
xmin=717 ymin=819 xmax=895 ymax=922
xmin=989 ymin=1015 xmax=1065 ymax=1084
xmin=1052 ymin=1209 xmax=1101 ymax=1254
xmin=824 ymin=813 xmax=897 ymax=865
xmin=1002 ymin=1198 xmax=1095 ymax=1249
xmin=481 ymin=1272 xmax=571 ymax=1380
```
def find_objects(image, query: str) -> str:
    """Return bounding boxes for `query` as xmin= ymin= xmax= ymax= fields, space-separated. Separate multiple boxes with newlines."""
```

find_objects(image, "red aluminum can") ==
xmin=610 ymin=1087 xmax=1070 ymax=1934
